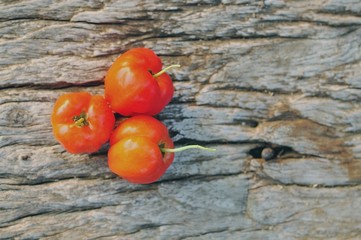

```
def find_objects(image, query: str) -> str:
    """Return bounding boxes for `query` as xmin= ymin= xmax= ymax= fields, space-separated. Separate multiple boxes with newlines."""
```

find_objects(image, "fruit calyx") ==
xmin=71 ymin=111 xmax=89 ymax=128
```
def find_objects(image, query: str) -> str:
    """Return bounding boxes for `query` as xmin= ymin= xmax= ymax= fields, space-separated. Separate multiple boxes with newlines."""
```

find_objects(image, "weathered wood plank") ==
xmin=1 ymin=0 xmax=361 ymax=239
xmin=247 ymin=184 xmax=361 ymax=239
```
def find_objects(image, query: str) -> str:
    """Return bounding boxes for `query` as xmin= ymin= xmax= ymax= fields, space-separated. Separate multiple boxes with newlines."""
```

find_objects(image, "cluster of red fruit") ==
xmin=51 ymin=48 xmax=214 ymax=184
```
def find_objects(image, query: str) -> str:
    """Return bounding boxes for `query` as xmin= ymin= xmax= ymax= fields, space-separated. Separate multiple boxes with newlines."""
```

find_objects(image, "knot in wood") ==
xmin=7 ymin=107 xmax=32 ymax=127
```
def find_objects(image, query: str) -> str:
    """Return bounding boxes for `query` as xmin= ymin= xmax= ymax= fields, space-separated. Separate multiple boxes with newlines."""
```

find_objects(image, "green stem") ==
xmin=160 ymin=145 xmax=216 ymax=153
xmin=153 ymin=64 xmax=180 ymax=78
xmin=70 ymin=118 xmax=85 ymax=128
xmin=71 ymin=112 xmax=89 ymax=128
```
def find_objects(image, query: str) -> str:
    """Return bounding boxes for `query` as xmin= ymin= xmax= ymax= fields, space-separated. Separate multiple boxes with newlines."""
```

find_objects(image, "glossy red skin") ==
xmin=108 ymin=115 xmax=174 ymax=184
xmin=51 ymin=92 xmax=115 ymax=154
xmin=104 ymin=48 xmax=174 ymax=116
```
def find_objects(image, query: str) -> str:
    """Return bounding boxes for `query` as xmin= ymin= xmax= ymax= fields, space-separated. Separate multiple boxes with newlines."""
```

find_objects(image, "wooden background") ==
xmin=1 ymin=0 xmax=361 ymax=239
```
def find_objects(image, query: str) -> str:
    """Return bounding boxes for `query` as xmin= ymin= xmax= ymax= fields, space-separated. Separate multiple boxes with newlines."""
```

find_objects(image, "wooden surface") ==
xmin=1 ymin=0 xmax=361 ymax=239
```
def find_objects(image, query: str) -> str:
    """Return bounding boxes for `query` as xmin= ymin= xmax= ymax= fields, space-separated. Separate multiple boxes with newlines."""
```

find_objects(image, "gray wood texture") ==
xmin=1 ymin=0 xmax=361 ymax=239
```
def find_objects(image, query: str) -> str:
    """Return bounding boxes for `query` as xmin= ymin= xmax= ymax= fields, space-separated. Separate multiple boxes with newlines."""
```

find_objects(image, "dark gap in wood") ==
xmin=317 ymin=9 xmax=361 ymax=18
xmin=231 ymin=119 xmax=259 ymax=128
xmin=213 ymin=85 xmax=302 ymax=95
xmin=36 ymin=80 xmax=104 ymax=90
xmin=172 ymin=138 xmax=220 ymax=146
xmin=0 ymin=17 xmax=71 ymax=23
xmin=248 ymin=145 xmax=295 ymax=161
xmin=0 ymin=80 xmax=104 ymax=90
xmin=157 ymin=171 xmax=243 ymax=184
xmin=172 ymin=137 xmax=269 ymax=146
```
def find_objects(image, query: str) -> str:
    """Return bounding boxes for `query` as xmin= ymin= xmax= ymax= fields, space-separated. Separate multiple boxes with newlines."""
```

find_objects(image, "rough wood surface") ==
xmin=1 ymin=0 xmax=361 ymax=239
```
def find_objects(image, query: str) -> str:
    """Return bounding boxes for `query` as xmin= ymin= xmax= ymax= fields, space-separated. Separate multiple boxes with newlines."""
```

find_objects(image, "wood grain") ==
xmin=1 ymin=0 xmax=360 ymax=239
